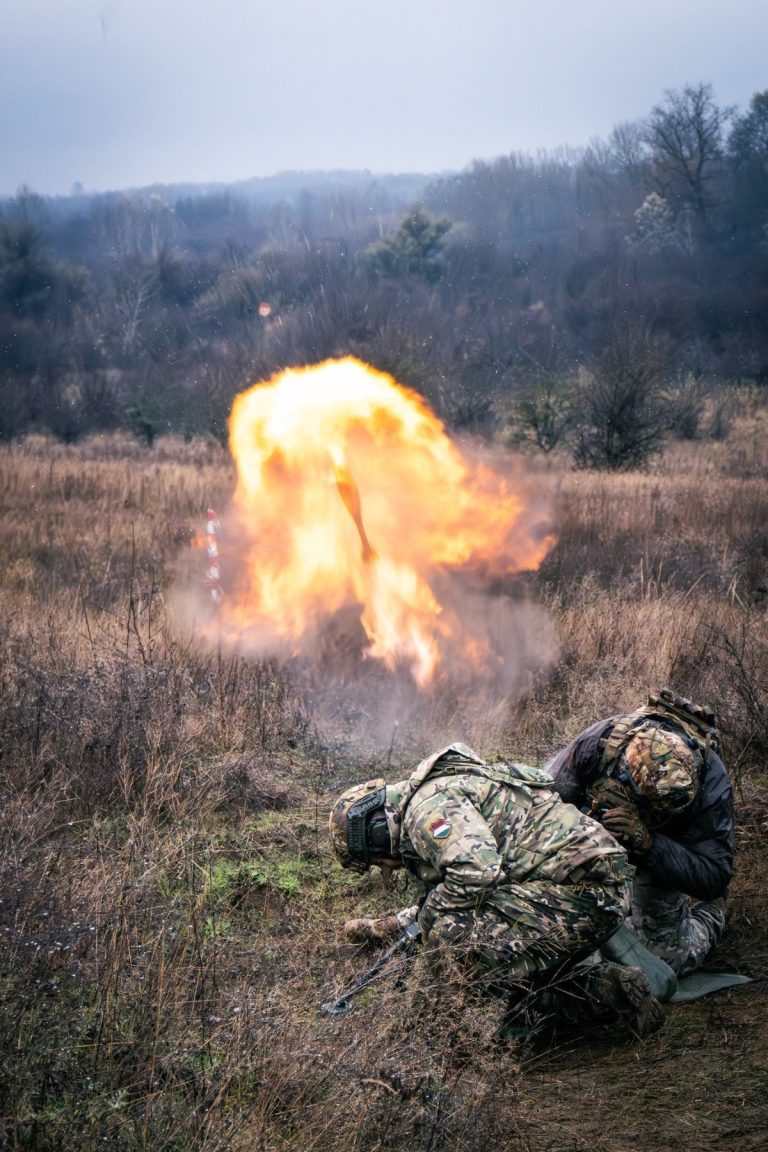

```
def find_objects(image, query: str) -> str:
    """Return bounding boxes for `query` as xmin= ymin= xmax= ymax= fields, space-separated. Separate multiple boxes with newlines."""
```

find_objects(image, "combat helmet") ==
xmin=328 ymin=779 xmax=402 ymax=872
xmin=619 ymin=723 xmax=701 ymax=819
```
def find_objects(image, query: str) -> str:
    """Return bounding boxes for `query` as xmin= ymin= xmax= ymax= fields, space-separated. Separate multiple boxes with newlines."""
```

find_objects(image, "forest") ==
xmin=1 ymin=82 xmax=767 ymax=466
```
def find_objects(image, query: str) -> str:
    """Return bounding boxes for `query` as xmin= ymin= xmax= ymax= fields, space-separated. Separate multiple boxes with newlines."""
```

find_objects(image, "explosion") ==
xmin=209 ymin=357 xmax=555 ymax=689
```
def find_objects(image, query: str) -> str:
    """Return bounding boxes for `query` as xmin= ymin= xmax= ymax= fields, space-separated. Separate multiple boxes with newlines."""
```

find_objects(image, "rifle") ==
xmin=321 ymin=922 xmax=421 ymax=1016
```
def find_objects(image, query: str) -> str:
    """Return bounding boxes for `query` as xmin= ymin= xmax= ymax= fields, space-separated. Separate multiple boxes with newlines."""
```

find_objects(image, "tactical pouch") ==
xmin=599 ymin=687 xmax=721 ymax=774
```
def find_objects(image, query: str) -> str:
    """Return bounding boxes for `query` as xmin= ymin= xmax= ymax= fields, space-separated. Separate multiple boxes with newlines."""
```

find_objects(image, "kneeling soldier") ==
xmin=329 ymin=742 xmax=664 ymax=1037
xmin=548 ymin=689 xmax=733 ymax=977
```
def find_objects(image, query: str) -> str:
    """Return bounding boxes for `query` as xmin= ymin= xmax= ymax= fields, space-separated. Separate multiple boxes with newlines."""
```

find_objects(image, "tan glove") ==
xmin=343 ymin=915 xmax=401 ymax=942
xmin=587 ymin=775 xmax=635 ymax=816
xmin=601 ymin=805 xmax=653 ymax=856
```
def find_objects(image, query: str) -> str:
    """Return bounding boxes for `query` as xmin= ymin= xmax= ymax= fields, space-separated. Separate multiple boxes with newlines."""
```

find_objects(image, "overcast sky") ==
xmin=2 ymin=0 xmax=767 ymax=197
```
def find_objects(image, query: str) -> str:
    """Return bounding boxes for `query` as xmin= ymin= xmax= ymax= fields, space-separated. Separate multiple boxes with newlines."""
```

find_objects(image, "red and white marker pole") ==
xmin=205 ymin=507 xmax=223 ymax=605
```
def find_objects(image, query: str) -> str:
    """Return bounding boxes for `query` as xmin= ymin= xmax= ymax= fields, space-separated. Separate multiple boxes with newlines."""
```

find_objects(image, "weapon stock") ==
xmin=321 ymin=922 xmax=421 ymax=1016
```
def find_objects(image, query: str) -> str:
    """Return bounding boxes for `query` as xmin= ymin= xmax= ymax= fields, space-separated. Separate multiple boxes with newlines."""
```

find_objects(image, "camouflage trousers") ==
xmin=424 ymin=876 xmax=630 ymax=993
xmin=628 ymin=869 xmax=727 ymax=975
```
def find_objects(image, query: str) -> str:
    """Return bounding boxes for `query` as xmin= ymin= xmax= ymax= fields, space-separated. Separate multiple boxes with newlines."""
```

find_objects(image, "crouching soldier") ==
xmin=548 ymin=689 xmax=733 ymax=977
xmin=329 ymin=743 xmax=664 ymax=1037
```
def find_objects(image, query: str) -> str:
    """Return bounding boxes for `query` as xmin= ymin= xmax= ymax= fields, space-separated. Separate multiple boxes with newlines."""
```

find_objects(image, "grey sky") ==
xmin=2 ymin=0 xmax=766 ymax=196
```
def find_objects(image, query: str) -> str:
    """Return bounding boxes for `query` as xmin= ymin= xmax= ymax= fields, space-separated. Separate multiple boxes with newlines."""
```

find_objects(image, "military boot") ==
xmin=583 ymin=961 xmax=665 ymax=1038
xmin=676 ymin=895 xmax=729 ymax=977
xmin=690 ymin=894 xmax=727 ymax=935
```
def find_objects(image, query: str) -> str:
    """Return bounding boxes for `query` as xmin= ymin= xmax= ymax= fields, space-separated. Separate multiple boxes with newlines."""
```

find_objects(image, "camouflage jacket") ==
xmin=548 ymin=717 xmax=733 ymax=901
xmin=392 ymin=744 xmax=630 ymax=938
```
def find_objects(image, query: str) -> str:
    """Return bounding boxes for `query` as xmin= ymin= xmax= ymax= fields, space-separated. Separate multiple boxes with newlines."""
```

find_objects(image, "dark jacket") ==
xmin=548 ymin=716 xmax=734 ymax=901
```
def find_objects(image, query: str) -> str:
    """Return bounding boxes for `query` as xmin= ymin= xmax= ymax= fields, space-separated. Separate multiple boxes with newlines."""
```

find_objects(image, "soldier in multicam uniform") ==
xmin=329 ymin=742 xmax=665 ymax=1036
xmin=548 ymin=689 xmax=733 ymax=977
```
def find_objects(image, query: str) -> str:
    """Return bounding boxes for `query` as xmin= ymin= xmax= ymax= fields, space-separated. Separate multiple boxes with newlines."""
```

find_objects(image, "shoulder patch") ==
xmin=428 ymin=818 xmax=451 ymax=839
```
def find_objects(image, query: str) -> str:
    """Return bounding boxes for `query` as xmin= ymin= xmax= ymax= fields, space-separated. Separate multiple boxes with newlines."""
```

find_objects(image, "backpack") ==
xmin=599 ymin=687 xmax=721 ymax=774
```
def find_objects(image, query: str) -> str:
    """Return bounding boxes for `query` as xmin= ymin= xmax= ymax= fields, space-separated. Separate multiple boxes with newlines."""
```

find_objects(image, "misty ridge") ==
xmin=1 ymin=81 xmax=767 ymax=461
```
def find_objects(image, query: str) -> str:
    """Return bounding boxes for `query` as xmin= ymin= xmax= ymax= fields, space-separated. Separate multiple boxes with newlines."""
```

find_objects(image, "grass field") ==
xmin=0 ymin=393 xmax=766 ymax=1151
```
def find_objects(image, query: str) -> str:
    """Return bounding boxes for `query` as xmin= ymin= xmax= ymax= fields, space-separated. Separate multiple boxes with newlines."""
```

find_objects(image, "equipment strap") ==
xmin=598 ymin=688 xmax=721 ymax=775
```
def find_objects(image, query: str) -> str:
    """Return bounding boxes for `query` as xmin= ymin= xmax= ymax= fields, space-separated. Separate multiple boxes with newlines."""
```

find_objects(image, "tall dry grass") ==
xmin=504 ymin=390 xmax=768 ymax=773
xmin=0 ymin=396 xmax=766 ymax=1150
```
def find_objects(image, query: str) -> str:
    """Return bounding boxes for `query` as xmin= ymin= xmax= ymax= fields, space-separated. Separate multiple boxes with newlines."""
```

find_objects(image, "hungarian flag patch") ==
xmin=429 ymin=818 xmax=451 ymax=839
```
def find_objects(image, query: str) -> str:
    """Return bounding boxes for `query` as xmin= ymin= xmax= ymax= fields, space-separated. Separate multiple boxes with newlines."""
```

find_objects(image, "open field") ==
xmin=1 ymin=393 xmax=767 ymax=1151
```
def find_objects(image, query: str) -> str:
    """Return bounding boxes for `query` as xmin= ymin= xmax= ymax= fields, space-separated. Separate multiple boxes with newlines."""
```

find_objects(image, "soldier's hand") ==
xmin=343 ymin=915 xmax=401 ymax=942
xmin=601 ymin=806 xmax=653 ymax=855
xmin=588 ymin=775 xmax=635 ymax=815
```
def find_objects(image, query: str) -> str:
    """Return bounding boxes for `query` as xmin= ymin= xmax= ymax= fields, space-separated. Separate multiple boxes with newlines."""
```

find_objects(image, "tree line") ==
xmin=1 ymin=82 xmax=766 ymax=467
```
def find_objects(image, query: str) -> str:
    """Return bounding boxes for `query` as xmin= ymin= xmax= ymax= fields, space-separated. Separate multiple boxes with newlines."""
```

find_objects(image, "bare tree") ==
xmin=607 ymin=120 xmax=651 ymax=184
xmin=113 ymin=268 xmax=156 ymax=354
xmin=727 ymin=91 xmax=768 ymax=236
xmin=644 ymin=83 xmax=734 ymax=223
xmin=728 ymin=90 xmax=768 ymax=164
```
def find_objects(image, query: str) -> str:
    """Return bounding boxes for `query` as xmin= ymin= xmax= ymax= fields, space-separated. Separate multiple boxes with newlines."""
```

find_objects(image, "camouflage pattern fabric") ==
xmin=598 ymin=689 xmax=721 ymax=772
xmin=586 ymin=774 xmax=637 ymax=818
xmin=547 ymin=697 xmax=732 ymax=978
xmin=628 ymin=868 xmax=727 ymax=975
xmin=424 ymin=875 xmax=630 ymax=987
xmin=646 ymin=688 xmax=720 ymax=754
xmin=390 ymin=745 xmax=632 ymax=984
xmin=622 ymin=724 xmax=701 ymax=818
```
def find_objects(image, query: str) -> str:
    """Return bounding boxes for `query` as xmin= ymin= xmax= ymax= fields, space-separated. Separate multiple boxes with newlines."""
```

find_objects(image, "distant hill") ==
xmin=30 ymin=169 xmax=444 ymax=212
xmin=233 ymin=169 xmax=441 ymax=205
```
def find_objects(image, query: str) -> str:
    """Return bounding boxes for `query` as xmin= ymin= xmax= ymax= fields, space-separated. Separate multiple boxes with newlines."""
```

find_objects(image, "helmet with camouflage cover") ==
xmin=328 ymin=779 xmax=403 ymax=872
xmin=620 ymin=723 xmax=701 ymax=818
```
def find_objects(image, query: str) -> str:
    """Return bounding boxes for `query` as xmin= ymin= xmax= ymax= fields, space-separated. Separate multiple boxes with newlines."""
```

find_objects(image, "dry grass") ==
xmin=0 ymin=401 xmax=767 ymax=1150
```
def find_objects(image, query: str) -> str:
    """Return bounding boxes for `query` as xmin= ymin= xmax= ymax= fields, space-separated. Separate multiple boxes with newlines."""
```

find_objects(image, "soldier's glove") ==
xmin=601 ymin=806 xmax=653 ymax=856
xmin=588 ymin=775 xmax=635 ymax=816
xmin=343 ymin=915 xmax=401 ymax=942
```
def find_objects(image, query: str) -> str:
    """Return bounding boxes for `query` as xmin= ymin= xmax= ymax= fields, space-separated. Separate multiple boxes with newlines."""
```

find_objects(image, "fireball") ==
xmin=217 ymin=357 xmax=554 ymax=687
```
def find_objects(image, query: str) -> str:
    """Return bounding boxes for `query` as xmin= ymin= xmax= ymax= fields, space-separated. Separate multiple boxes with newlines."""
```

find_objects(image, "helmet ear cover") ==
xmin=366 ymin=814 xmax=392 ymax=857
xmin=345 ymin=783 xmax=387 ymax=869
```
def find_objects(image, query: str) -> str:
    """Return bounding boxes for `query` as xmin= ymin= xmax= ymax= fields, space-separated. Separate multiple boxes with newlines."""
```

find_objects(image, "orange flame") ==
xmin=220 ymin=357 xmax=554 ymax=687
